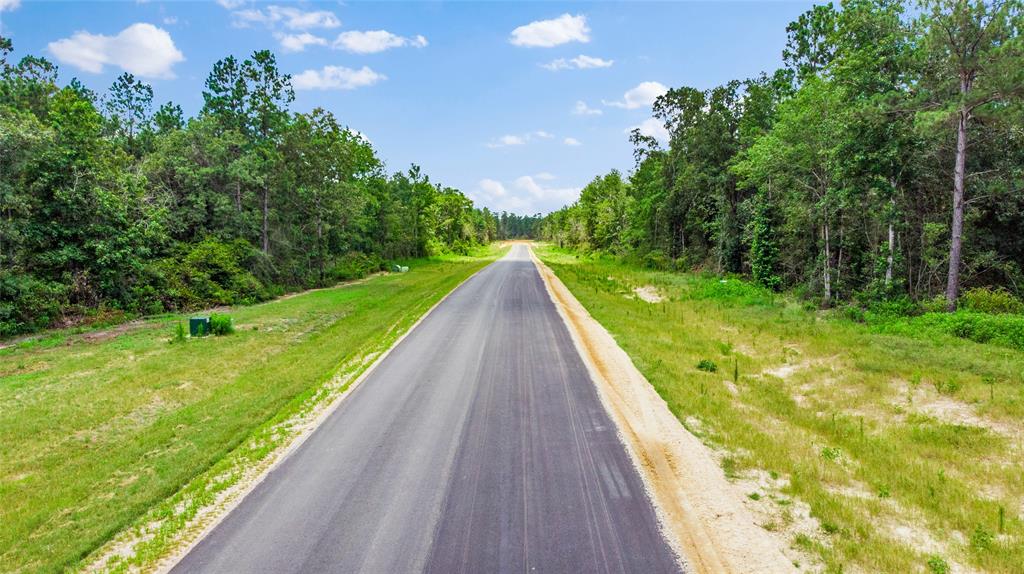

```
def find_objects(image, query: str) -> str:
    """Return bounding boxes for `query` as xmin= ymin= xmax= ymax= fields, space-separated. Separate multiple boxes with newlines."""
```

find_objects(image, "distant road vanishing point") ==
xmin=170 ymin=244 xmax=683 ymax=574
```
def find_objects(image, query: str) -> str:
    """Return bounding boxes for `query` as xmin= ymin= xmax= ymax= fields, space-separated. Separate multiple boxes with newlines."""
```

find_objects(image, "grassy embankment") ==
xmin=536 ymin=245 xmax=1023 ymax=574
xmin=0 ymin=246 xmax=504 ymax=574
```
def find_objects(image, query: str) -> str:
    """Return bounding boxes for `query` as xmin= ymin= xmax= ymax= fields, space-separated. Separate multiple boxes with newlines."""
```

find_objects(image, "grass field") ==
xmin=0 ymin=246 xmax=503 ymax=574
xmin=536 ymin=245 xmax=1023 ymax=574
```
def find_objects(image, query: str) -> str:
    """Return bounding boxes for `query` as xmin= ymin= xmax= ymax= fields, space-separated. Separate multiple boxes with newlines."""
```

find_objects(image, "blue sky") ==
xmin=0 ymin=0 xmax=813 ymax=215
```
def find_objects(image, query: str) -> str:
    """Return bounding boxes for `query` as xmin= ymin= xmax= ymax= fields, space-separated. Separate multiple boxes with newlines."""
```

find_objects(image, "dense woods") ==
xmin=0 ymin=42 xmax=523 ymax=337
xmin=541 ymin=0 xmax=1024 ymax=311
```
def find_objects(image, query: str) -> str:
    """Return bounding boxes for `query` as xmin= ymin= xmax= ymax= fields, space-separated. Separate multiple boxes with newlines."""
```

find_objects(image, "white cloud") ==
xmin=216 ymin=0 xmax=244 ymax=9
xmin=485 ymin=131 xmax=560 ymax=148
xmin=563 ymin=137 xmax=582 ymax=146
xmin=292 ymin=65 xmax=386 ymax=91
xmin=510 ymin=13 xmax=589 ymax=48
xmin=572 ymin=100 xmax=602 ymax=116
xmin=233 ymin=5 xmax=340 ymax=30
xmin=277 ymin=32 xmax=327 ymax=53
xmin=479 ymin=178 xmax=507 ymax=198
xmin=473 ymin=175 xmax=580 ymax=214
xmin=486 ymin=134 xmax=527 ymax=148
xmin=604 ymin=81 xmax=668 ymax=109
xmin=0 ymin=0 xmax=21 ymax=11
xmin=541 ymin=54 xmax=613 ymax=71
xmin=627 ymin=118 xmax=670 ymax=143
xmin=162 ymin=16 xmax=178 ymax=25
xmin=48 ymin=23 xmax=184 ymax=78
xmin=333 ymin=30 xmax=428 ymax=54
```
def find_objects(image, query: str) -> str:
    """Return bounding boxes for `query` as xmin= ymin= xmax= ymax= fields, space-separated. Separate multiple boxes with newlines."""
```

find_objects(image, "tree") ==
xmin=104 ymin=73 xmax=154 ymax=155
xmin=917 ymin=0 xmax=1024 ymax=310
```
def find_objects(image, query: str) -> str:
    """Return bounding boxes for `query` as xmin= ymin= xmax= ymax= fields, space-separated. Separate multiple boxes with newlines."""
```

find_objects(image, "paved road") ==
xmin=171 ymin=244 xmax=682 ymax=574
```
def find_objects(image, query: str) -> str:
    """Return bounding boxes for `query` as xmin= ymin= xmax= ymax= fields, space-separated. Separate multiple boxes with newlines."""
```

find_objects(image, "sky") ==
xmin=0 ymin=0 xmax=814 ymax=215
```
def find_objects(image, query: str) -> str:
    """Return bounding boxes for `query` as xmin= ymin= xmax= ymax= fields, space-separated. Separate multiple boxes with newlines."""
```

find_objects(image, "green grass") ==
xmin=0 ymin=245 xmax=503 ymax=574
xmin=536 ymin=245 xmax=1024 ymax=574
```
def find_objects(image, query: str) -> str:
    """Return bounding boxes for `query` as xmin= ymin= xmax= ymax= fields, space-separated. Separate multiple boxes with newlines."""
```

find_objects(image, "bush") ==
xmin=0 ymin=272 xmax=67 ymax=337
xmin=960 ymin=287 xmax=1024 ymax=314
xmin=151 ymin=238 xmax=267 ymax=310
xmin=642 ymin=250 xmax=670 ymax=270
xmin=697 ymin=359 xmax=718 ymax=372
xmin=329 ymin=252 xmax=385 ymax=282
xmin=209 ymin=313 xmax=234 ymax=336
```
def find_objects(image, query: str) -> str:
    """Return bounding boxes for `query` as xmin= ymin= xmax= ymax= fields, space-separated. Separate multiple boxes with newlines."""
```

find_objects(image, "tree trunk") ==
xmin=822 ymin=219 xmax=832 ymax=308
xmin=885 ymin=220 xmax=895 ymax=287
xmin=261 ymin=186 xmax=270 ymax=254
xmin=945 ymin=106 xmax=968 ymax=312
xmin=234 ymin=180 xmax=242 ymax=213
xmin=885 ymin=193 xmax=895 ymax=287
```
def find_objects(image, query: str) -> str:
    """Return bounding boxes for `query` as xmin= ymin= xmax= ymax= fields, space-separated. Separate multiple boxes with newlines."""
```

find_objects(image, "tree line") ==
xmin=541 ymin=0 xmax=1023 ymax=311
xmin=0 ymin=41 xmax=522 ymax=336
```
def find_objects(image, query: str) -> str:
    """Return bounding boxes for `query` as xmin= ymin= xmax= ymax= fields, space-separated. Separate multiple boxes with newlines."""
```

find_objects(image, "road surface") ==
xmin=171 ymin=244 xmax=682 ymax=574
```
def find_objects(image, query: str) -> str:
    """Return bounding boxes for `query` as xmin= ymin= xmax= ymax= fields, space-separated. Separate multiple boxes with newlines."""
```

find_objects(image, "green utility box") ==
xmin=189 ymin=316 xmax=210 ymax=337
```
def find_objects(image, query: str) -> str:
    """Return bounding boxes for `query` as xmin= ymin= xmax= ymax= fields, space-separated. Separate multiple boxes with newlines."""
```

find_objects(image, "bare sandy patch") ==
xmin=896 ymin=379 xmax=1021 ymax=439
xmin=531 ymin=248 xmax=796 ymax=574
xmin=633 ymin=285 xmax=665 ymax=303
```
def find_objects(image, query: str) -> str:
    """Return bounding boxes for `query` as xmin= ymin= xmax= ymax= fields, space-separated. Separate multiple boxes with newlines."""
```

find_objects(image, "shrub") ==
xmin=151 ymin=238 xmax=267 ymax=310
xmin=960 ymin=287 xmax=1024 ymax=315
xmin=0 ymin=272 xmax=67 ymax=337
xmin=697 ymin=359 xmax=718 ymax=372
xmin=926 ymin=556 xmax=949 ymax=574
xmin=172 ymin=321 xmax=186 ymax=343
xmin=642 ymin=250 xmax=670 ymax=270
xmin=209 ymin=313 xmax=234 ymax=336
xmin=329 ymin=252 xmax=385 ymax=282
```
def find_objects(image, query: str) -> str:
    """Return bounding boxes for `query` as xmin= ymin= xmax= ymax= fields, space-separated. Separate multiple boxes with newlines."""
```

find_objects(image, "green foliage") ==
xmin=329 ymin=252 xmax=385 ymax=282
xmin=539 ymin=0 xmax=1024 ymax=311
xmin=172 ymin=321 xmax=186 ymax=343
xmin=926 ymin=555 xmax=949 ymax=574
xmin=696 ymin=359 xmax=718 ymax=372
xmin=209 ymin=313 xmax=234 ymax=336
xmin=959 ymin=287 xmax=1024 ymax=315
xmin=0 ymin=41 xmax=509 ymax=339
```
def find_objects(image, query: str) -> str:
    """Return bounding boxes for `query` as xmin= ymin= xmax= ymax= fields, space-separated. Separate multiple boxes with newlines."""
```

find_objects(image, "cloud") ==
xmin=333 ymin=30 xmax=428 ymax=54
xmin=604 ymin=81 xmax=668 ymax=109
xmin=162 ymin=16 xmax=178 ymax=25
xmin=627 ymin=117 xmax=670 ymax=143
xmin=510 ymin=13 xmax=589 ymax=48
xmin=48 ymin=23 xmax=185 ymax=78
xmin=292 ymin=66 xmax=386 ymax=91
xmin=486 ymin=134 xmax=527 ymax=148
xmin=479 ymin=178 xmax=507 ymax=198
xmin=541 ymin=54 xmax=613 ymax=71
xmin=277 ymin=32 xmax=327 ymax=53
xmin=563 ymin=137 xmax=582 ymax=146
xmin=572 ymin=100 xmax=602 ymax=116
xmin=485 ymin=131 xmax=558 ymax=148
xmin=472 ymin=175 xmax=580 ymax=214
xmin=232 ymin=5 xmax=340 ymax=30
xmin=216 ymin=0 xmax=244 ymax=9
xmin=0 ymin=0 xmax=20 ymax=11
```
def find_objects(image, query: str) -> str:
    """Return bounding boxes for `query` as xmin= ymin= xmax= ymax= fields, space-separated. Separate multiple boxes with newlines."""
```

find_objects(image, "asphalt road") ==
xmin=171 ymin=244 xmax=682 ymax=574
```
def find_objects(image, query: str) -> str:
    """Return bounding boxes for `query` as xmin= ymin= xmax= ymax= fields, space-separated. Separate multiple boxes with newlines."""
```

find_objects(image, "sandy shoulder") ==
xmin=530 ymin=246 xmax=796 ymax=574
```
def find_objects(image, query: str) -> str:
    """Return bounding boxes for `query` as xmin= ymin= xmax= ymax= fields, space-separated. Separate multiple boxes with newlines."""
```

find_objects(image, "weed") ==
xmin=820 ymin=446 xmax=842 ymax=462
xmin=172 ymin=321 xmax=186 ymax=344
xmin=971 ymin=525 xmax=994 ymax=551
xmin=209 ymin=313 xmax=234 ymax=336
xmin=926 ymin=555 xmax=949 ymax=574
xmin=748 ymin=492 xmax=762 ymax=501
xmin=697 ymin=359 xmax=718 ymax=372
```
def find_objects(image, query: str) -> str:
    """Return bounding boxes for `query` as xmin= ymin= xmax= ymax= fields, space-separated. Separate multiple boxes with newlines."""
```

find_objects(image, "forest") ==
xmin=0 ymin=40 xmax=539 ymax=337
xmin=540 ymin=0 xmax=1024 ymax=312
